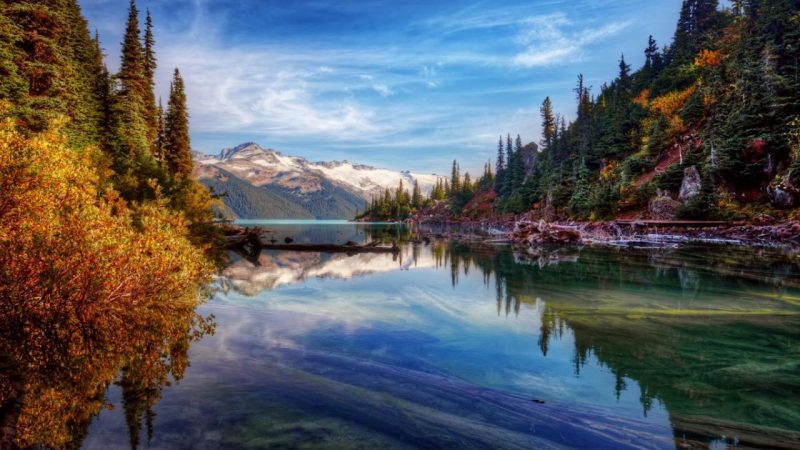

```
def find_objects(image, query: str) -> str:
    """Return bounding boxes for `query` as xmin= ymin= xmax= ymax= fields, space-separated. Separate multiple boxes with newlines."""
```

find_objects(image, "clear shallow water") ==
xmin=81 ymin=222 xmax=800 ymax=449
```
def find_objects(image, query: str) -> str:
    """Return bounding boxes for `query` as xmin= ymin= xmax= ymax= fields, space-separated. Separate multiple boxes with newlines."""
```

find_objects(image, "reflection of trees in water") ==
xmin=0 ymin=292 xmax=214 ymax=449
xmin=429 ymin=242 xmax=800 ymax=447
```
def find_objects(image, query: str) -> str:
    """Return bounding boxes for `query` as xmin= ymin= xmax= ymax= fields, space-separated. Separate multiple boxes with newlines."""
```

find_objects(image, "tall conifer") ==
xmin=451 ymin=160 xmax=461 ymax=194
xmin=164 ymin=68 xmax=193 ymax=177
xmin=115 ymin=0 xmax=150 ymax=160
xmin=540 ymin=97 xmax=556 ymax=150
xmin=143 ymin=9 xmax=158 ymax=149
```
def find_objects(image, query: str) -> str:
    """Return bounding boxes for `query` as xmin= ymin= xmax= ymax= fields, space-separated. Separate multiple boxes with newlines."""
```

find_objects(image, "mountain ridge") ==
xmin=193 ymin=143 xmax=439 ymax=219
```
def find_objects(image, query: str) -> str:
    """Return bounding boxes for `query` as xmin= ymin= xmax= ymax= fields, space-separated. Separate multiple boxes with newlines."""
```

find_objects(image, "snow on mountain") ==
xmin=193 ymin=142 xmax=442 ymax=219
xmin=195 ymin=142 xmax=439 ymax=199
xmin=220 ymin=247 xmax=437 ymax=296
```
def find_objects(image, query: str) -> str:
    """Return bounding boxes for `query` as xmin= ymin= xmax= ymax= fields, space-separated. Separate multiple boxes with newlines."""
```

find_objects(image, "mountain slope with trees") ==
xmin=418 ymin=0 xmax=800 ymax=224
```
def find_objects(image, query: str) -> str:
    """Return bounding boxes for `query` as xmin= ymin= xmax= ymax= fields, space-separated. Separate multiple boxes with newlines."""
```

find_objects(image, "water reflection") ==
xmin=0 ymin=290 xmax=214 ymax=449
xmin=9 ymin=223 xmax=800 ymax=449
xmin=215 ymin=239 xmax=800 ymax=448
xmin=442 ymin=243 xmax=800 ymax=448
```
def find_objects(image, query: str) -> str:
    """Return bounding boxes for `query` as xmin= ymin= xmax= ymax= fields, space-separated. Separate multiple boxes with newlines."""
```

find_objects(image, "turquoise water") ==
xmin=73 ymin=222 xmax=800 ymax=448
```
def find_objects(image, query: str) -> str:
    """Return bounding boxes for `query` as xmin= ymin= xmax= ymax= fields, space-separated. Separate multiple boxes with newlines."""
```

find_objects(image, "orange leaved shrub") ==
xmin=695 ymin=49 xmax=722 ymax=68
xmin=0 ymin=115 xmax=214 ymax=448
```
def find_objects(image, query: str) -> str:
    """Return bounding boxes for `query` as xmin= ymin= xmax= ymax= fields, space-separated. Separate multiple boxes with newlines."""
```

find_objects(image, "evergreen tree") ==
xmin=0 ymin=0 xmax=106 ymax=145
xmin=673 ymin=0 xmax=720 ymax=62
xmin=506 ymin=134 xmax=514 ymax=168
xmin=164 ymin=68 xmax=192 ymax=177
xmin=500 ymin=134 xmax=514 ymax=198
xmin=618 ymin=54 xmax=631 ymax=93
xmin=450 ymin=160 xmax=461 ymax=194
xmin=114 ymin=0 xmax=152 ymax=171
xmin=575 ymin=74 xmax=592 ymax=165
xmin=143 ymin=9 xmax=158 ymax=150
xmin=92 ymin=31 xmax=116 ymax=154
xmin=411 ymin=179 xmax=422 ymax=208
xmin=644 ymin=35 xmax=658 ymax=69
xmin=155 ymin=98 xmax=166 ymax=163
xmin=540 ymin=97 xmax=556 ymax=150
xmin=494 ymin=135 xmax=505 ymax=192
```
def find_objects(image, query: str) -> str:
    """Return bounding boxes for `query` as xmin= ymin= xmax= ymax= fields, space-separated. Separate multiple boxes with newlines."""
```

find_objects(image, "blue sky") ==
xmin=79 ymin=0 xmax=682 ymax=175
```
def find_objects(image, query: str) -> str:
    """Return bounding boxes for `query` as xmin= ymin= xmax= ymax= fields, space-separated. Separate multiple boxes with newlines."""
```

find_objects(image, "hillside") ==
xmin=194 ymin=143 xmax=438 ymax=219
xmin=406 ymin=0 xmax=800 ymax=225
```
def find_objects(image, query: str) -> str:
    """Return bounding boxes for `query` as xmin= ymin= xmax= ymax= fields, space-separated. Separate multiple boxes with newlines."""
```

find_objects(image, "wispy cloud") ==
xmin=360 ymin=74 xmax=394 ymax=97
xmin=513 ymin=15 xmax=632 ymax=67
xmin=80 ymin=0 xmax=677 ymax=172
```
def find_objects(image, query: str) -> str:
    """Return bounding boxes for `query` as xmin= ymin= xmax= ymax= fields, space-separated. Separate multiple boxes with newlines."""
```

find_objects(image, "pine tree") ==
xmin=500 ymin=134 xmax=519 ymax=200
xmin=0 ymin=0 xmax=106 ymax=145
xmin=540 ymin=97 xmax=556 ymax=150
xmin=411 ymin=179 xmax=422 ymax=208
xmin=506 ymin=134 xmax=514 ymax=168
xmin=644 ymin=35 xmax=658 ymax=69
xmin=575 ymin=74 xmax=592 ymax=165
xmin=143 ymin=9 xmax=158 ymax=150
xmin=0 ymin=9 xmax=26 ymax=111
xmin=673 ymin=0 xmax=720 ymax=62
xmin=618 ymin=54 xmax=631 ymax=93
xmin=155 ymin=98 xmax=166 ymax=163
xmin=164 ymin=68 xmax=192 ymax=177
xmin=494 ymin=135 xmax=506 ymax=193
xmin=450 ymin=160 xmax=461 ymax=194
xmin=91 ymin=30 xmax=116 ymax=155
xmin=395 ymin=179 xmax=405 ymax=205
xmin=115 ymin=0 xmax=150 ymax=160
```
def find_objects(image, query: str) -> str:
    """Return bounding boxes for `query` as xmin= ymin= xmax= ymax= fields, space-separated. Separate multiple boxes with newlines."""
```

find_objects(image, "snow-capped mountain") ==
xmin=193 ymin=143 xmax=439 ymax=219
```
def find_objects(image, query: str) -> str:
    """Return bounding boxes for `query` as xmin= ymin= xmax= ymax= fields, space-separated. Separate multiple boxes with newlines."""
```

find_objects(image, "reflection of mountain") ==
xmin=219 ymin=247 xmax=434 ymax=296
xmin=438 ymin=243 xmax=800 ymax=449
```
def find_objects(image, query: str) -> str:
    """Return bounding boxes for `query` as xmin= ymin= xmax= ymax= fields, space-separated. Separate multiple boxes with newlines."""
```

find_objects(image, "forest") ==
xmin=0 ymin=1 xmax=219 ymax=447
xmin=360 ymin=0 xmax=800 ymax=223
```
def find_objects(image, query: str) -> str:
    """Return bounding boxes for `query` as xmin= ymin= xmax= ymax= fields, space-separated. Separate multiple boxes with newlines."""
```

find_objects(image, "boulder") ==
xmin=679 ymin=166 xmax=702 ymax=202
xmin=649 ymin=195 xmax=680 ymax=220
xmin=767 ymin=184 xmax=796 ymax=208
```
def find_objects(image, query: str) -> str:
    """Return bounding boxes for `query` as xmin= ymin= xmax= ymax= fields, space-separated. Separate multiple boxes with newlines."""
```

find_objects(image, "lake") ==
xmin=73 ymin=222 xmax=800 ymax=448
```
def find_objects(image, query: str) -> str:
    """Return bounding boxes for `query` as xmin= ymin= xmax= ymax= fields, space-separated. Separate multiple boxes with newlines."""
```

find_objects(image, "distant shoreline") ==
xmin=410 ymin=215 xmax=800 ymax=251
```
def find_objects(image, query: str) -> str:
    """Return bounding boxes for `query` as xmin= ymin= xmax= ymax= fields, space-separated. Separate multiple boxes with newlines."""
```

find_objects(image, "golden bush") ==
xmin=0 ymin=116 xmax=214 ymax=448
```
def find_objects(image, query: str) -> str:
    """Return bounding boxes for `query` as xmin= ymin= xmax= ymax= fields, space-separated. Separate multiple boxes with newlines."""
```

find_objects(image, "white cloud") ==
xmin=359 ymin=74 xmax=394 ymax=96
xmin=83 ymin=0 xmax=637 ymax=171
xmin=512 ymin=14 xmax=631 ymax=67
xmin=372 ymin=83 xmax=394 ymax=97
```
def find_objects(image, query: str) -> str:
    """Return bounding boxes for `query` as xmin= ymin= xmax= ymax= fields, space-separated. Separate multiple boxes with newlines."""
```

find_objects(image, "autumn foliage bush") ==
xmin=0 ymin=115 xmax=214 ymax=448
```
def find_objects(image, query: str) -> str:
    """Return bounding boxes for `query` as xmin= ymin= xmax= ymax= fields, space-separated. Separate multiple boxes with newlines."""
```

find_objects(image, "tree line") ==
xmin=0 ymin=2 xmax=218 ymax=447
xmin=442 ymin=0 xmax=800 ymax=221
xmin=356 ymin=158 xmax=495 ymax=221
xmin=0 ymin=0 xmax=212 ymax=225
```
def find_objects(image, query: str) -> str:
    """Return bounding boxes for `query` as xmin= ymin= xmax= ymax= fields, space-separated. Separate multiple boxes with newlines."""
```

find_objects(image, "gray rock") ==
xmin=649 ymin=195 xmax=680 ymax=220
xmin=679 ymin=166 xmax=702 ymax=202
xmin=767 ymin=184 xmax=795 ymax=208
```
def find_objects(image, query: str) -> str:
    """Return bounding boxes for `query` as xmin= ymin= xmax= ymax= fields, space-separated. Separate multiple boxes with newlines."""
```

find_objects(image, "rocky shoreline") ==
xmin=412 ymin=215 xmax=800 ymax=251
